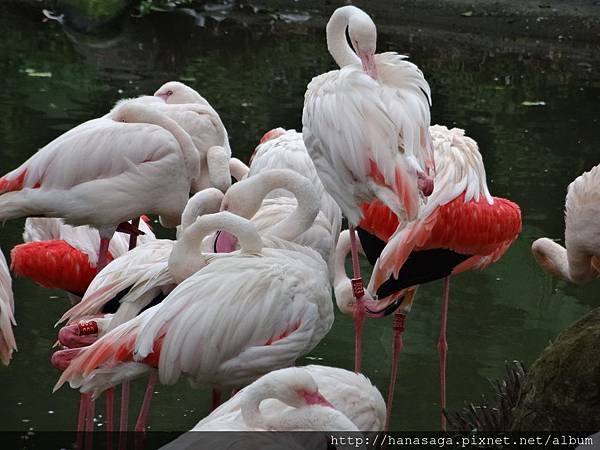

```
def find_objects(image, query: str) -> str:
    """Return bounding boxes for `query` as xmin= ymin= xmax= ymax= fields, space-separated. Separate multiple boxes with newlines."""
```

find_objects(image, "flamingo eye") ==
xmin=167 ymin=90 xmax=173 ymax=96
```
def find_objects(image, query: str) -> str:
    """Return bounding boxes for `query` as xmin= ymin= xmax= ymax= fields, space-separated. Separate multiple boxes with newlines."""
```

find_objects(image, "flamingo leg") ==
xmin=85 ymin=394 xmax=95 ymax=450
xmin=348 ymin=225 xmax=365 ymax=373
xmin=134 ymin=373 xmax=157 ymax=433
xmin=106 ymin=388 xmax=114 ymax=442
xmin=128 ymin=217 xmax=140 ymax=251
xmin=96 ymin=237 xmax=111 ymax=273
xmin=437 ymin=276 xmax=451 ymax=431
xmin=211 ymin=389 xmax=222 ymax=411
xmin=118 ymin=381 xmax=130 ymax=450
xmin=384 ymin=311 xmax=407 ymax=431
xmin=76 ymin=393 xmax=86 ymax=449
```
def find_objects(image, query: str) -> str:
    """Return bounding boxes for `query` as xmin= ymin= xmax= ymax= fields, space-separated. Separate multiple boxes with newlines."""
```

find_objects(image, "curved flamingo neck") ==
xmin=333 ymin=230 xmax=355 ymax=315
xmin=179 ymin=188 xmax=224 ymax=232
xmin=242 ymin=170 xmax=319 ymax=242
xmin=533 ymin=238 xmax=598 ymax=283
xmin=169 ymin=212 xmax=262 ymax=284
xmin=326 ymin=6 xmax=361 ymax=68
xmin=229 ymin=158 xmax=249 ymax=181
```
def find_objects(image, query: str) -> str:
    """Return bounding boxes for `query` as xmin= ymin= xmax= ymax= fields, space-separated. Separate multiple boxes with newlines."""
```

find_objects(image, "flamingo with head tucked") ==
xmin=532 ymin=163 xmax=600 ymax=283
xmin=54 ymin=211 xmax=334 ymax=433
xmin=0 ymin=102 xmax=199 ymax=271
xmin=352 ymin=125 xmax=521 ymax=429
xmin=302 ymin=5 xmax=434 ymax=371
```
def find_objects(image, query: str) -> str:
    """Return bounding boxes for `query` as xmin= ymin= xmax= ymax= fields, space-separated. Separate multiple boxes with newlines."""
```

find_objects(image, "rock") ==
xmin=57 ymin=0 xmax=133 ymax=33
xmin=512 ymin=307 xmax=600 ymax=431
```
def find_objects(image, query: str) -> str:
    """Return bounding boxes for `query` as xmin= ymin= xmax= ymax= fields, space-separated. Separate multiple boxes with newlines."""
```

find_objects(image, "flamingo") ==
xmin=302 ymin=5 xmax=434 ymax=371
xmin=353 ymin=125 xmax=521 ymax=429
xmin=191 ymin=365 xmax=386 ymax=431
xmin=0 ymin=102 xmax=200 ymax=271
xmin=10 ymin=217 xmax=155 ymax=299
xmin=54 ymin=211 xmax=334 ymax=433
xmin=0 ymin=248 xmax=16 ymax=366
xmin=532 ymin=163 xmax=600 ymax=283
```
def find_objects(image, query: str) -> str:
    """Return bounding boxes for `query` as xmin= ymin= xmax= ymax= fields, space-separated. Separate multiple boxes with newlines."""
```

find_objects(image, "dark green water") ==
xmin=0 ymin=2 xmax=598 ymax=434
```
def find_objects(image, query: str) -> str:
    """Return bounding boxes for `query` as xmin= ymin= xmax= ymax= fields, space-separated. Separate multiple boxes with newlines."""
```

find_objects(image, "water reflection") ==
xmin=0 ymin=2 xmax=598 ymax=433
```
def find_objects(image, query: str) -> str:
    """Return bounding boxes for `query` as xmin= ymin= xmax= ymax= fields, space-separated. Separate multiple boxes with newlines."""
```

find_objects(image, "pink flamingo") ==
xmin=11 ymin=217 xmax=155 ymax=299
xmin=0 ymin=248 xmax=16 ymax=366
xmin=353 ymin=125 xmax=521 ymax=429
xmin=302 ymin=5 xmax=434 ymax=372
xmin=191 ymin=365 xmax=386 ymax=432
xmin=54 ymin=211 xmax=334 ymax=433
xmin=0 ymin=102 xmax=200 ymax=271
xmin=532 ymin=163 xmax=600 ymax=283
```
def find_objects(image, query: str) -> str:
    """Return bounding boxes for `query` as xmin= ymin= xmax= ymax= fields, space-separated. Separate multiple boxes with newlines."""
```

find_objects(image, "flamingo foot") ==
xmin=58 ymin=321 xmax=98 ymax=348
xmin=384 ymin=311 xmax=406 ymax=431
xmin=51 ymin=347 xmax=83 ymax=371
xmin=116 ymin=220 xmax=145 ymax=238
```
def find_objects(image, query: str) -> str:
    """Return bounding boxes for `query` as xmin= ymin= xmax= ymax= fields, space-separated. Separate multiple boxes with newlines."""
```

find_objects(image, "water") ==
xmin=0 ymin=2 xmax=599 ymax=434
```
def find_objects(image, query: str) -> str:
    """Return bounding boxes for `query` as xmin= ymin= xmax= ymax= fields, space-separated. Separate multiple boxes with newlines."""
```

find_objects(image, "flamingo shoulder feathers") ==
xmin=0 ymin=248 xmax=16 ymax=365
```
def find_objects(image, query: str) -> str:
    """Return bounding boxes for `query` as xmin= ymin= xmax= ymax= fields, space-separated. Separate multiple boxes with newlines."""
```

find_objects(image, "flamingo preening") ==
xmin=350 ymin=125 xmax=521 ymax=429
xmin=0 ymin=102 xmax=200 ymax=272
xmin=532 ymin=163 xmax=600 ymax=283
xmin=0 ymin=248 xmax=16 ymax=366
xmin=302 ymin=5 xmax=434 ymax=372
xmin=55 ymin=212 xmax=334 ymax=434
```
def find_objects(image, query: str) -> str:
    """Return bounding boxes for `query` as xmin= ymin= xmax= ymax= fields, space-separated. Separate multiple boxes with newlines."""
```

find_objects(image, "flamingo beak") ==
xmin=301 ymin=390 xmax=334 ymax=408
xmin=358 ymin=50 xmax=378 ymax=80
xmin=417 ymin=171 xmax=434 ymax=197
xmin=214 ymin=230 xmax=238 ymax=253
xmin=155 ymin=93 xmax=169 ymax=102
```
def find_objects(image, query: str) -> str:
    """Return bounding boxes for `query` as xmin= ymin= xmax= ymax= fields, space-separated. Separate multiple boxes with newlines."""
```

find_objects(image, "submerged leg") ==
xmin=437 ymin=276 xmax=451 ymax=431
xmin=348 ymin=226 xmax=365 ymax=373
xmin=134 ymin=373 xmax=157 ymax=433
xmin=84 ymin=394 xmax=95 ymax=450
xmin=384 ymin=311 xmax=407 ymax=431
xmin=211 ymin=389 xmax=222 ymax=411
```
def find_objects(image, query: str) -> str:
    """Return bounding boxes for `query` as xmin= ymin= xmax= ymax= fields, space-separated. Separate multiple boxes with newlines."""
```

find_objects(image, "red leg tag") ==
xmin=78 ymin=321 xmax=98 ymax=336
xmin=351 ymin=277 xmax=364 ymax=299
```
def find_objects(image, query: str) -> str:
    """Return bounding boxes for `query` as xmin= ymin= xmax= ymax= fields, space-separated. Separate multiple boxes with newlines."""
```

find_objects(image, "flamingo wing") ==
xmin=303 ymin=66 xmax=423 ymax=225
xmin=0 ymin=248 xmax=16 ymax=365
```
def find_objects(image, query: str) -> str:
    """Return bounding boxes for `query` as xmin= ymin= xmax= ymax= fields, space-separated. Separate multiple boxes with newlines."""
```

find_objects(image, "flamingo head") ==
xmin=417 ymin=171 xmax=434 ymax=197
xmin=348 ymin=12 xmax=378 ymax=79
xmin=154 ymin=81 xmax=201 ymax=104
xmin=264 ymin=368 xmax=333 ymax=408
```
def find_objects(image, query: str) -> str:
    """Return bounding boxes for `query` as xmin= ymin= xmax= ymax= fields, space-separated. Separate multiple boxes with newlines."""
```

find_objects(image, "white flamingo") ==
xmin=302 ymin=5 xmax=433 ymax=371
xmin=54 ymin=211 xmax=334 ymax=433
xmin=191 ymin=365 xmax=385 ymax=431
xmin=532 ymin=163 xmax=600 ymax=283
xmin=0 ymin=102 xmax=200 ymax=270
xmin=0 ymin=248 xmax=16 ymax=366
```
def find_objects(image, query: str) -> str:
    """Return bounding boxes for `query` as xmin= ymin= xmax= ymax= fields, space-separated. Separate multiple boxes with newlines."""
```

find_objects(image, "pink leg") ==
xmin=384 ymin=311 xmax=406 ymax=431
xmin=118 ymin=381 xmax=130 ymax=441
xmin=211 ymin=389 xmax=222 ymax=411
xmin=77 ymin=393 xmax=86 ymax=449
xmin=348 ymin=226 xmax=365 ymax=373
xmin=437 ymin=276 xmax=451 ymax=431
xmin=106 ymin=388 xmax=114 ymax=437
xmin=128 ymin=218 xmax=140 ymax=250
xmin=97 ymin=237 xmax=111 ymax=273
xmin=134 ymin=373 xmax=157 ymax=433
xmin=85 ymin=394 xmax=95 ymax=450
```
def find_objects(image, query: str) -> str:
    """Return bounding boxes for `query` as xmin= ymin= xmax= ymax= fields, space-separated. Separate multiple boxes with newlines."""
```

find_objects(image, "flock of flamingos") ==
xmin=0 ymin=4 xmax=598 ymax=444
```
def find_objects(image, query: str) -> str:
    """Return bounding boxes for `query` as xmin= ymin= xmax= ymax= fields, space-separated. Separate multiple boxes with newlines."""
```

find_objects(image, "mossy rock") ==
xmin=57 ymin=0 xmax=133 ymax=32
xmin=512 ymin=307 xmax=600 ymax=431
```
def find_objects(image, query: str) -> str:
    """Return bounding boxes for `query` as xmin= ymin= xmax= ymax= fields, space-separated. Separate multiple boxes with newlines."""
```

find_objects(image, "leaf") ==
xmin=521 ymin=101 xmax=546 ymax=106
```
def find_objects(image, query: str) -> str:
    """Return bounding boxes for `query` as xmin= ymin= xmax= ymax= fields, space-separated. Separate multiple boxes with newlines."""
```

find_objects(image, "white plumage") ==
xmin=0 ymin=248 xmax=16 ymax=366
